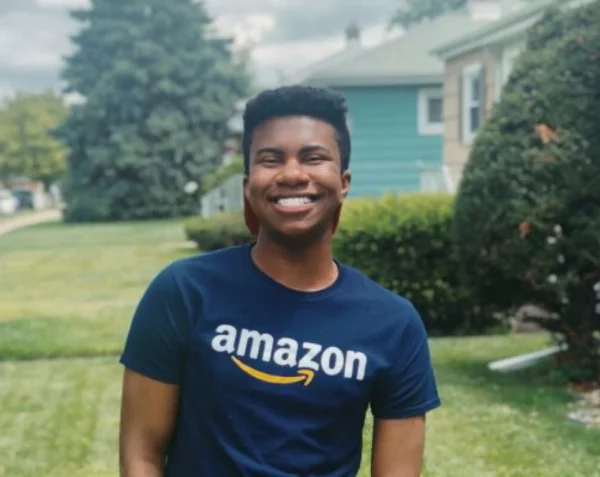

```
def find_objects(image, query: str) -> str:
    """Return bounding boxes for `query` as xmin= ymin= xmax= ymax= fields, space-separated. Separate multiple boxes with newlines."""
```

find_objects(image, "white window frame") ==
xmin=417 ymin=87 xmax=443 ymax=135
xmin=461 ymin=63 xmax=483 ymax=145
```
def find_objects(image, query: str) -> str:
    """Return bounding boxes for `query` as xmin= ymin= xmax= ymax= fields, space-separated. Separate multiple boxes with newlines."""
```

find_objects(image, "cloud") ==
xmin=205 ymin=0 xmax=396 ymax=44
xmin=251 ymin=22 xmax=399 ymax=85
xmin=36 ymin=0 xmax=89 ymax=7
xmin=0 ymin=7 xmax=76 ymax=97
xmin=212 ymin=13 xmax=277 ymax=49
xmin=204 ymin=0 xmax=398 ymax=86
xmin=0 ymin=0 xmax=401 ymax=96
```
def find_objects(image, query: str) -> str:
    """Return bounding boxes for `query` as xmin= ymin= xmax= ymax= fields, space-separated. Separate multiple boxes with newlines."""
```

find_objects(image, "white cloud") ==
xmin=251 ymin=22 xmax=401 ymax=86
xmin=213 ymin=12 xmax=276 ymax=49
xmin=1 ymin=0 xmax=401 ymax=97
xmin=35 ymin=0 xmax=89 ymax=8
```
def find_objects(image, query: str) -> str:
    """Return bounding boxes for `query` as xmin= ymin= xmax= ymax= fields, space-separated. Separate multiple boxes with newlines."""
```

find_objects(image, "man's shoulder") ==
xmin=171 ymin=243 xmax=247 ymax=271
xmin=158 ymin=244 xmax=248 ymax=289
xmin=340 ymin=262 xmax=423 ymax=328
xmin=341 ymin=262 xmax=415 ymax=307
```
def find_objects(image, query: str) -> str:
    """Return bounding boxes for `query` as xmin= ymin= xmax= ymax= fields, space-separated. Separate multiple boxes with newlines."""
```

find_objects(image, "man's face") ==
xmin=244 ymin=115 xmax=351 ymax=244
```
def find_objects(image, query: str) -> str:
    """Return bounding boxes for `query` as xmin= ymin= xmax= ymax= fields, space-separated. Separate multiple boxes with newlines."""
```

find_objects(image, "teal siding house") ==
xmin=303 ymin=9 xmax=493 ymax=197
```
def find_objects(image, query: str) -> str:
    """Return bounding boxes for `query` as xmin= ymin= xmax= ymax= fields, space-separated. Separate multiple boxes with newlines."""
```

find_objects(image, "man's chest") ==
xmin=184 ymin=301 xmax=385 ymax=416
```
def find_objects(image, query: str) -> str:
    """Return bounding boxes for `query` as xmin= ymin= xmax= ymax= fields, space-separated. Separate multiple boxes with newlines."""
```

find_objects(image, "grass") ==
xmin=0 ymin=220 xmax=599 ymax=477
xmin=0 ymin=220 xmax=190 ymax=360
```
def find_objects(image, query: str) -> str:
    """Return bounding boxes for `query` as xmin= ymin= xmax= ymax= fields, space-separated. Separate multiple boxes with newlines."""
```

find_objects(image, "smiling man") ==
xmin=118 ymin=85 xmax=441 ymax=477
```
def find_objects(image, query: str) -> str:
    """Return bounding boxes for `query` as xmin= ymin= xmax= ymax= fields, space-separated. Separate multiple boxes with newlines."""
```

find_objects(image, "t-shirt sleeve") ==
xmin=119 ymin=263 xmax=191 ymax=385
xmin=370 ymin=302 xmax=441 ymax=419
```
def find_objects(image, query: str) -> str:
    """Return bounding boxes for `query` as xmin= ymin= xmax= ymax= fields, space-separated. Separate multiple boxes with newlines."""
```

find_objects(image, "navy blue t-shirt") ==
xmin=120 ymin=243 xmax=441 ymax=476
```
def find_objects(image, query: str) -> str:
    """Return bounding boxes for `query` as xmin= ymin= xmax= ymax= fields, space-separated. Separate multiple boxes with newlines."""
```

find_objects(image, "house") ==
xmin=431 ymin=0 xmax=589 ymax=188
xmin=303 ymin=4 xmax=501 ymax=197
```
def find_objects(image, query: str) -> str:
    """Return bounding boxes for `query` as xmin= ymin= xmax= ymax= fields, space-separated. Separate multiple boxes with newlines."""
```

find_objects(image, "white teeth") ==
xmin=277 ymin=197 xmax=313 ymax=206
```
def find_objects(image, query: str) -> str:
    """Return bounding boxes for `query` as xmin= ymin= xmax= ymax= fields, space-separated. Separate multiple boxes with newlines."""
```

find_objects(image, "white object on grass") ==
xmin=488 ymin=345 xmax=565 ymax=373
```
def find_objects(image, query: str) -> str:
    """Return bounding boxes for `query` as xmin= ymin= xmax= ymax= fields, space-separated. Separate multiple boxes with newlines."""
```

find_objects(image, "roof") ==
xmin=279 ymin=42 xmax=365 ymax=86
xmin=431 ymin=0 xmax=587 ymax=60
xmin=304 ymin=11 xmax=493 ymax=87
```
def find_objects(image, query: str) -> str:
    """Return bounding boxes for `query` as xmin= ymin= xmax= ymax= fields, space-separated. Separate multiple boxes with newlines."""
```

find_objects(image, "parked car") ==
xmin=0 ymin=190 xmax=18 ymax=215
xmin=11 ymin=188 xmax=34 ymax=209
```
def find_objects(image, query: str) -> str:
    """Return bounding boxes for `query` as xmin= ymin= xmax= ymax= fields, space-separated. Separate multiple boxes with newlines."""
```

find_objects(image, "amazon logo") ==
xmin=211 ymin=324 xmax=368 ymax=386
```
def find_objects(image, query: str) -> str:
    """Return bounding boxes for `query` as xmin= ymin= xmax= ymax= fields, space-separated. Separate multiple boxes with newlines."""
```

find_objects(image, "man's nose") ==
xmin=276 ymin=158 xmax=309 ymax=186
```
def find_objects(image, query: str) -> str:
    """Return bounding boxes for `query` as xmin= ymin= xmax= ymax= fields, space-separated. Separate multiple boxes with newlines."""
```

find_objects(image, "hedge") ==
xmin=183 ymin=212 xmax=252 ymax=251
xmin=184 ymin=194 xmax=493 ymax=336
xmin=334 ymin=193 xmax=492 ymax=336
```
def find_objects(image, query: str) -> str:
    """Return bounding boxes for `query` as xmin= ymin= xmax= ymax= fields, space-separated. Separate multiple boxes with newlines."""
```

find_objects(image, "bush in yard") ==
xmin=453 ymin=3 xmax=600 ymax=383
xmin=334 ymin=193 xmax=492 ymax=336
xmin=184 ymin=212 xmax=251 ymax=251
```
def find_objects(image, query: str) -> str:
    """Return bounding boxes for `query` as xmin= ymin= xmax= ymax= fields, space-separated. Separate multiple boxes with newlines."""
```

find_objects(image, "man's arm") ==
xmin=119 ymin=369 xmax=180 ymax=477
xmin=369 ymin=300 xmax=441 ymax=477
xmin=118 ymin=263 xmax=191 ymax=476
xmin=371 ymin=415 xmax=426 ymax=477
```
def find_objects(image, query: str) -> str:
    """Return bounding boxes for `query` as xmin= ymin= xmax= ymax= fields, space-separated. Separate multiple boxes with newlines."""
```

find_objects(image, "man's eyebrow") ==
xmin=255 ymin=147 xmax=284 ymax=156
xmin=299 ymin=145 xmax=331 ymax=154
xmin=253 ymin=145 xmax=331 ymax=157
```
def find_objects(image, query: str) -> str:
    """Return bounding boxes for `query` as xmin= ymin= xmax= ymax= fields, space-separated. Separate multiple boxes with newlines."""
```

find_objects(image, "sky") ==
xmin=0 ymin=0 xmax=401 ymax=101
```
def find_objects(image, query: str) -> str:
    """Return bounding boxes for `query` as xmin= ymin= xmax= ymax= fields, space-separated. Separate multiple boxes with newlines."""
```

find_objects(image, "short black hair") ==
xmin=242 ymin=85 xmax=351 ymax=174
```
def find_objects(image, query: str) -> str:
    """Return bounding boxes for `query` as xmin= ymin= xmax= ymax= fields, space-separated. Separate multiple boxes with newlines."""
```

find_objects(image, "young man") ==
xmin=119 ymin=85 xmax=441 ymax=477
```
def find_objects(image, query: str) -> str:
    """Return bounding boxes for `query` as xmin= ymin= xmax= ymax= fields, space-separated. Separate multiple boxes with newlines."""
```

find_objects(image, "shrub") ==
xmin=334 ymin=193 xmax=493 ymax=336
xmin=453 ymin=3 xmax=600 ymax=383
xmin=184 ymin=212 xmax=252 ymax=251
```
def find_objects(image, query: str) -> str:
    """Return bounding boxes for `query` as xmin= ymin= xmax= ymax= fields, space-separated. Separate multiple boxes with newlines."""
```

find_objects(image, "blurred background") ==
xmin=0 ymin=1 xmax=599 ymax=476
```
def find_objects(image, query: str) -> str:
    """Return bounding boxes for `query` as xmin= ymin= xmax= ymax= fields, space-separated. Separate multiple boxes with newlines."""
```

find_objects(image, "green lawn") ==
xmin=0 ymin=220 xmax=189 ymax=360
xmin=0 ymin=220 xmax=598 ymax=477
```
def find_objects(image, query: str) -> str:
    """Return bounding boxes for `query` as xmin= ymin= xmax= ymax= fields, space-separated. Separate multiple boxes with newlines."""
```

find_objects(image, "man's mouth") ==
xmin=269 ymin=194 xmax=318 ymax=212
xmin=269 ymin=195 xmax=319 ymax=209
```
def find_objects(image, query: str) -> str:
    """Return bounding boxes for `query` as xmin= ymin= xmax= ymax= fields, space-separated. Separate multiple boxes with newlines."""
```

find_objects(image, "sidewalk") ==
xmin=0 ymin=208 xmax=62 ymax=238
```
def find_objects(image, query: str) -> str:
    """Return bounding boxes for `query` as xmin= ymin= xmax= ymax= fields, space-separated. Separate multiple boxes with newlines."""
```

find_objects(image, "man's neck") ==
xmin=251 ymin=232 xmax=338 ymax=292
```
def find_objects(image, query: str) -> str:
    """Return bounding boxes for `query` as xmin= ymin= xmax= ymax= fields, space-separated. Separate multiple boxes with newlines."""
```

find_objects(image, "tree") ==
xmin=57 ymin=0 xmax=250 ymax=222
xmin=0 ymin=90 xmax=69 ymax=188
xmin=453 ymin=2 xmax=600 ymax=384
xmin=390 ymin=0 xmax=466 ymax=28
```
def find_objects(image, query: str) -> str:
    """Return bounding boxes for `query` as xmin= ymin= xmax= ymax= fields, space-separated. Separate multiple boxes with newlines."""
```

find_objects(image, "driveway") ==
xmin=0 ymin=208 xmax=62 ymax=238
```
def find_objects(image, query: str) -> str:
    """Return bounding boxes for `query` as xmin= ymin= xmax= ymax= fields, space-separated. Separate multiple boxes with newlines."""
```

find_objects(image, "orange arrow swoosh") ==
xmin=231 ymin=356 xmax=315 ymax=386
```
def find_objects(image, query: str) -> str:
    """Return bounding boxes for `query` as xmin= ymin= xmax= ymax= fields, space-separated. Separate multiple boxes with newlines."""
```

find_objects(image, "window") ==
xmin=461 ymin=63 xmax=484 ymax=144
xmin=418 ymin=88 xmax=443 ymax=135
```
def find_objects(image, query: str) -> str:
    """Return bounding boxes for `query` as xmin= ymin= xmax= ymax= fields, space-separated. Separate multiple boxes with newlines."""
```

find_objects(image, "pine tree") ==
xmin=58 ymin=0 xmax=250 ymax=222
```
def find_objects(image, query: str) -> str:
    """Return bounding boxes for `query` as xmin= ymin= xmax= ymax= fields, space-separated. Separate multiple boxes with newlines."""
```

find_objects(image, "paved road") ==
xmin=0 ymin=209 xmax=62 ymax=238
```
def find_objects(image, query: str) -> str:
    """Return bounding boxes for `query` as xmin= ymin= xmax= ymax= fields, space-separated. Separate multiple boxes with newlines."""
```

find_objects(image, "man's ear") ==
xmin=243 ymin=175 xmax=249 ymax=199
xmin=341 ymin=171 xmax=351 ymax=201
